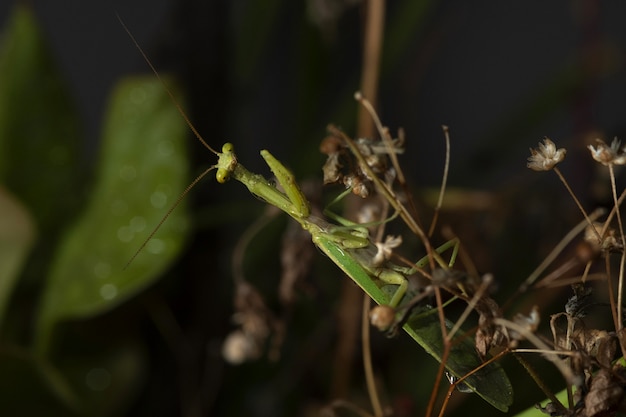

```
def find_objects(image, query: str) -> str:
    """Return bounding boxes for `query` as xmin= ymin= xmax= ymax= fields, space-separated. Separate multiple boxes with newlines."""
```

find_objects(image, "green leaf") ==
xmin=316 ymin=239 xmax=513 ymax=411
xmin=35 ymin=76 xmax=190 ymax=352
xmin=0 ymin=5 xmax=85 ymax=336
xmin=0 ymin=4 xmax=83 ymax=238
xmin=404 ymin=307 xmax=513 ymax=412
xmin=0 ymin=188 xmax=36 ymax=329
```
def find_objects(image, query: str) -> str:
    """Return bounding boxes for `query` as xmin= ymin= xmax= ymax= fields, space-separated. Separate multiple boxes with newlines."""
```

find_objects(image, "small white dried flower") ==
xmin=510 ymin=305 xmax=540 ymax=341
xmin=588 ymin=138 xmax=626 ymax=166
xmin=356 ymin=203 xmax=380 ymax=224
xmin=343 ymin=174 xmax=370 ymax=198
xmin=369 ymin=305 xmax=396 ymax=331
xmin=372 ymin=235 xmax=402 ymax=266
xmin=222 ymin=330 xmax=259 ymax=365
xmin=527 ymin=138 xmax=566 ymax=171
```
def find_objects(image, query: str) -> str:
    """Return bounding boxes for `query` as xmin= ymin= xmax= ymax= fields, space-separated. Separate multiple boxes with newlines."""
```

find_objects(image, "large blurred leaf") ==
xmin=35 ymin=76 xmax=190 ymax=352
xmin=0 ymin=187 xmax=35 ymax=329
xmin=0 ymin=4 xmax=83 ymax=239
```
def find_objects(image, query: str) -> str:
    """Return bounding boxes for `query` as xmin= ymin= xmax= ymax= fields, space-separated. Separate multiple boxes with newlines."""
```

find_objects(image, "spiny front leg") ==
xmin=260 ymin=150 xmax=310 ymax=218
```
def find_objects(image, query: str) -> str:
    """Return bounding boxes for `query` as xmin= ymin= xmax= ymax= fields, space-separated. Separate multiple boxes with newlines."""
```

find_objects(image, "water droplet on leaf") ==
xmin=117 ymin=226 xmax=134 ymax=242
xmin=147 ymin=238 xmax=165 ymax=254
xmin=150 ymin=191 xmax=167 ymax=208
xmin=129 ymin=216 xmax=146 ymax=232
xmin=100 ymin=284 xmax=118 ymax=300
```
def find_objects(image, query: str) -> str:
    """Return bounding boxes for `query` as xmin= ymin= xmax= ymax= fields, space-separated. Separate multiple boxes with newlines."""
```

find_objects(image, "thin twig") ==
xmin=428 ymin=125 xmax=451 ymax=238
xmin=608 ymin=164 xmax=626 ymax=332
xmin=554 ymin=167 xmax=602 ymax=242
xmin=512 ymin=207 xmax=605 ymax=297
xmin=362 ymin=295 xmax=384 ymax=417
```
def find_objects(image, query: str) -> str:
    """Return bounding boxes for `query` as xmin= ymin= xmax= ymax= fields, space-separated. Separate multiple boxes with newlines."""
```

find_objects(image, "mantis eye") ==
xmin=216 ymin=168 xmax=229 ymax=183
xmin=222 ymin=142 xmax=234 ymax=153
xmin=216 ymin=143 xmax=236 ymax=183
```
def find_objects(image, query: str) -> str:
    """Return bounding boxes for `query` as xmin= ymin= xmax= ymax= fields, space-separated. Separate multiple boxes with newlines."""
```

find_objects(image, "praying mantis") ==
xmin=208 ymin=139 xmax=513 ymax=411
xmin=118 ymin=17 xmax=512 ymax=413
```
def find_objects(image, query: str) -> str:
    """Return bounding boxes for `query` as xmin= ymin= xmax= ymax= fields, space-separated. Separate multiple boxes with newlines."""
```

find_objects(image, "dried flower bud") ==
xmin=588 ymin=138 xmax=626 ymax=166
xmin=527 ymin=138 xmax=566 ymax=171
xmin=356 ymin=203 xmax=380 ymax=224
xmin=319 ymin=134 xmax=342 ymax=156
xmin=370 ymin=305 xmax=396 ymax=331
xmin=343 ymin=174 xmax=370 ymax=198
xmin=322 ymin=152 xmax=343 ymax=184
xmin=510 ymin=305 xmax=540 ymax=341
xmin=222 ymin=330 xmax=259 ymax=365
xmin=372 ymin=235 xmax=402 ymax=266
xmin=584 ymin=221 xmax=623 ymax=252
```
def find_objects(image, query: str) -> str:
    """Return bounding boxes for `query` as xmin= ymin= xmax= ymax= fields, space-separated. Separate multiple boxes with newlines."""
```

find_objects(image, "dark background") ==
xmin=2 ymin=1 xmax=626 ymax=416
xmin=3 ymin=1 xmax=626 ymax=183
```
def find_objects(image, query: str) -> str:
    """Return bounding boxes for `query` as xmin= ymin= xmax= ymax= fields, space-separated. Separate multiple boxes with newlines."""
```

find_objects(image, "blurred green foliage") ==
xmin=0 ymin=5 xmax=189 ymax=415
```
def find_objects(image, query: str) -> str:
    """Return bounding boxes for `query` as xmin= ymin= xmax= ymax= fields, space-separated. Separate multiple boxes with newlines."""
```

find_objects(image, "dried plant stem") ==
xmin=600 ymin=187 xmax=626 ymax=232
xmin=425 ymin=287 xmax=449 ymax=417
xmin=608 ymin=164 xmax=626 ymax=331
xmin=357 ymin=0 xmax=385 ymax=137
xmin=447 ymin=275 xmax=492 ymax=341
xmin=333 ymin=0 xmax=386 ymax=401
xmin=362 ymin=296 xmax=384 ymax=417
xmin=512 ymin=353 xmax=568 ymax=412
xmin=604 ymin=255 xmax=620 ymax=331
xmin=534 ymin=258 xmax=581 ymax=288
xmin=514 ymin=207 xmax=605 ymax=296
xmin=553 ymin=167 xmax=602 ymax=241
xmin=493 ymin=318 xmax=577 ymax=385
xmin=428 ymin=125 xmax=451 ymax=238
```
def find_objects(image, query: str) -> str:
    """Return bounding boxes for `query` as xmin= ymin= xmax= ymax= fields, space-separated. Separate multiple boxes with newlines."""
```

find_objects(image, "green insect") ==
xmin=211 ymin=141 xmax=513 ymax=412
xmin=118 ymin=16 xmax=512 ymax=412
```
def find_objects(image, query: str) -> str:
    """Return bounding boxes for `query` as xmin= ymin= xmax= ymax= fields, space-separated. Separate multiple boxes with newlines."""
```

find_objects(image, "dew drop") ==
xmin=85 ymin=368 xmax=111 ymax=391
xmin=150 ymin=191 xmax=167 ymax=209
xmin=117 ymin=226 xmax=134 ymax=242
xmin=100 ymin=284 xmax=118 ymax=300
xmin=129 ymin=216 xmax=146 ymax=233
xmin=147 ymin=238 xmax=165 ymax=254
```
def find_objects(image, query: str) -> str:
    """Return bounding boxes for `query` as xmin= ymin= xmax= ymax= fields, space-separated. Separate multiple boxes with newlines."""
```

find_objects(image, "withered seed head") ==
xmin=369 ymin=305 xmax=396 ymax=331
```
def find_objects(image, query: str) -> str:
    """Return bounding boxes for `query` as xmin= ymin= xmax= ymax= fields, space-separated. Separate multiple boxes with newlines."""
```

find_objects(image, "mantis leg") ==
xmin=374 ymin=238 xmax=461 ymax=310
xmin=260 ymin=149 xmax=310 ymax=218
